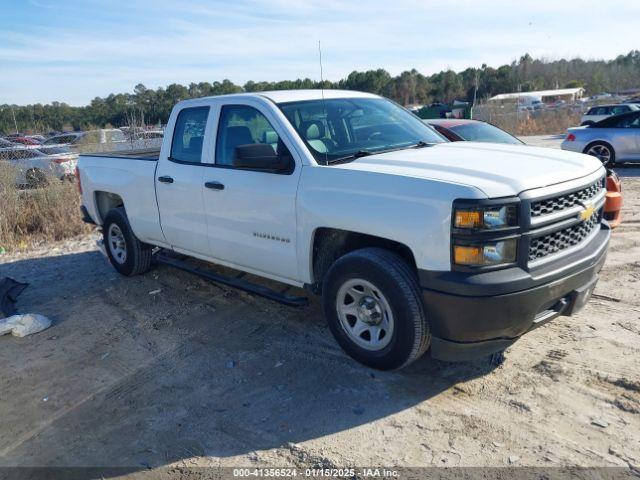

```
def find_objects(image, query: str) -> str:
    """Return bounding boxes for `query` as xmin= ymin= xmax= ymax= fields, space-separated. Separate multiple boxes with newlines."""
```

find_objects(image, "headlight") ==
xmin=454 ymin=205 xmax=518 ymax=230
xmin=453 ymin=239 xmax=517 ymax=267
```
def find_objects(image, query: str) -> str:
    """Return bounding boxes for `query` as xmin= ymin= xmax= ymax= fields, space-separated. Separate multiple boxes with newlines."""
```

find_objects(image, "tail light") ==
xmin=75 ymin=167 xmax=82 ymax=194
xmin=52 ymin=157 xmax=68 ymax=164
xmin=566 ymin=133 xmax=576 ymax=141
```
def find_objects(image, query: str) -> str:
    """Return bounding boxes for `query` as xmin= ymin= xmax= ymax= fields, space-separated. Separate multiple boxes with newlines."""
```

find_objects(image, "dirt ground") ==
xmin=1 ymin=139 xmax=639 ymax=478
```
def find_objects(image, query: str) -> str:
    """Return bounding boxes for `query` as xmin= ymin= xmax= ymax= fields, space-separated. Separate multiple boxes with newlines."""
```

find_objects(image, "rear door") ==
xmin=155 ymin=105 xmax=212 ymax=255
xmin=202 ymin=100 xmax=302 ymax=282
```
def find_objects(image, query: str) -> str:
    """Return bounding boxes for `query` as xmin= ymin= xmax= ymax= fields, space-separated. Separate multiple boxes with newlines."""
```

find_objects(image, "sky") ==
xmin=1 ymin=0 xmax=639 ymax=106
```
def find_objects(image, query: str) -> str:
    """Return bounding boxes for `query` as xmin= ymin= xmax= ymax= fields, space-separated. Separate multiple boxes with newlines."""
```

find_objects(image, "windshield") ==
xmin=448 ymin=123 xmax=523 ymax=145
xmin=278 ymin=97 xmax=445 ymax=164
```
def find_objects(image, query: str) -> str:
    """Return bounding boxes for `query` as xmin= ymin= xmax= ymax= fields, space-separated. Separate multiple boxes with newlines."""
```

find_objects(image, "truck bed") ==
xmin=80 ymin=148 xmax=160 ymax=161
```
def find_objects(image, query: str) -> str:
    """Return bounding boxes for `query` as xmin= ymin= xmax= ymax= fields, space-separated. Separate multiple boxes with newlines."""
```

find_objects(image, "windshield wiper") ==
xmin=326 ymin=149 xmax=373 ymax=164
xmin=326 ymin=142 xmax=435 ymax=165
xmin=412 ymin=140 xmax=435 ymax=148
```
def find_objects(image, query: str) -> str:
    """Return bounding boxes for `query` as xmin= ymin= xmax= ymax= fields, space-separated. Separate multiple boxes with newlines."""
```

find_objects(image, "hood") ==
xmin=331 ymin=142 xmax=603 ymax=198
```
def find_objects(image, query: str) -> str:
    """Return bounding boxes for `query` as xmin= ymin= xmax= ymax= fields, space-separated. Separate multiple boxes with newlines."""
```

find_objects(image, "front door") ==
xmin=202 ymin=103 xmax=301 ymax=282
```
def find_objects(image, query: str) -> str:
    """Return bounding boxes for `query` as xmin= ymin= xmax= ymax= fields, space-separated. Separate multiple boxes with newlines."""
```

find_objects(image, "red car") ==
xmin=9 ymin=136 xmax=41 ymax=146
xmin=424 ymin=119 xmax=622 ymax=229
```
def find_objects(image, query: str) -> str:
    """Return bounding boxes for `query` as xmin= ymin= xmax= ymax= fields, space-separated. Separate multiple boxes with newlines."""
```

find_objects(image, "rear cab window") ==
xmin=170 ymin=106 xmax=210 ymax=163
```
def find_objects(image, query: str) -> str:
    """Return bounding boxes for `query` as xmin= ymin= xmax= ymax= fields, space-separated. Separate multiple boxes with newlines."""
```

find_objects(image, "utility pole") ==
xmin=11 ymin=106 xmax=18 ymax=134
xmin=473 ymin=71 xmax=479 ymax=106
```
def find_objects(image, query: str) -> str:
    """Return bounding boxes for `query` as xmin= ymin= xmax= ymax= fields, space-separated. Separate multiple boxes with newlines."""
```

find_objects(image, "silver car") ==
xmin=580 ymin=103 xmax=639 ymax=126
xmin=561 ymin=110 xmax=640 ymax=166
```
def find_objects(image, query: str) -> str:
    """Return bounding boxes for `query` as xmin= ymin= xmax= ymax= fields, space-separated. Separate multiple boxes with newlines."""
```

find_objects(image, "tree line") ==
xmin=2 ymin=50 xmax=639 ymax=134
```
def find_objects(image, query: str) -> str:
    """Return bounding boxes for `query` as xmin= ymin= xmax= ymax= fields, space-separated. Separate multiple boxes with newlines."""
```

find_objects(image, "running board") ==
xmin=155 ymin=253 xmax=309 ymax=307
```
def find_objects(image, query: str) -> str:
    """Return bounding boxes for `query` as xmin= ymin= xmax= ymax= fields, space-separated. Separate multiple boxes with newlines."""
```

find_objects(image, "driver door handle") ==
xmin=157 ymin=176 xmax=174 ymax=184
xmin=204 ymin=181 xmax=225 ymax=190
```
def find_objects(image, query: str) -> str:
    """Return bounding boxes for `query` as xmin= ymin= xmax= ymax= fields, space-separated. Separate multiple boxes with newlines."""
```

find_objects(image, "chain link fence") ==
xmin=472 ymin=95 xmax=630 ymax=136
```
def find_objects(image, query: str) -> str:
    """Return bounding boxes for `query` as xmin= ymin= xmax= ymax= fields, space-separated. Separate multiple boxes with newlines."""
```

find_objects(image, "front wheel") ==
xmin=102 ymin=207 xmax=152 ymax=276
xmin=584 ymin=142 xmax=615 ymax=167
xmin=322 ymin=248 xmax=430 ymax=370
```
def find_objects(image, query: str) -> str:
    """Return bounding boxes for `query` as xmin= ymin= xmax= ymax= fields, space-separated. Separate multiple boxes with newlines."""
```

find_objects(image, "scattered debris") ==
xmin=101 ymin=352 xmax=110 ymax=360
xmin=591 ymin=293 xmax=621 ymax=303
xmin=0 ymin=313 xmax=51 ymax=337
xmin=0 ymin=247 xmax=5 ymax=255
xmin=148 ymin=289 xmax=162 ymax=295
xmin=0 ymin=277 xmax=29 ymax=318
xmin=42 ymin=397 xmax=48 ymax=402
xmin=493 ymin=442 xmax=505 ymax=448
xmin=274 ymin=361 xmax=284 ymax=368
xmin=226 ymin=360 xmax=235 ymax=369
xmin=591 ymin=418 xmax=609 ymax=428
xmin=508 ymin=455 xmax=520 ymax=464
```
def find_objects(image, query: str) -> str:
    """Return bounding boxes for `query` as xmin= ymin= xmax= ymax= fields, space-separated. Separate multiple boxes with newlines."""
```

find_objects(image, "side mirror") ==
xmin=233 ymin=143 xmax=293 ymax=173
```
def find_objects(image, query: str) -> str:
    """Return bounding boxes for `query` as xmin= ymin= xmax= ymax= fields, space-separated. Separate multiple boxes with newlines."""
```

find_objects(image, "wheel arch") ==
xmin=308 ymin=227 xmax=417 ymax=293
xmin=94 ymin=191 xmax=125 ymax=223
xmin=583 ymin=139 xmax=616 ymax=161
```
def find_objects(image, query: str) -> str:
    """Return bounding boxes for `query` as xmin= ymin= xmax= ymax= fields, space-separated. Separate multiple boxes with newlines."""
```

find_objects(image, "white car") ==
xmin=0 ymin=146 xmax=78 ymax=187
xmin=580 ymin=104 xmax=640 ymax=126
xmin=77 ymin=90 xmax=609 ymax=370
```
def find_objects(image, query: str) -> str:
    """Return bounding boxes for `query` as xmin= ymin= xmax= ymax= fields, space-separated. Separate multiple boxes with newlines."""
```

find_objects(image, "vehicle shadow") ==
xmin=0 ymin=251 xmax=500 ymax=475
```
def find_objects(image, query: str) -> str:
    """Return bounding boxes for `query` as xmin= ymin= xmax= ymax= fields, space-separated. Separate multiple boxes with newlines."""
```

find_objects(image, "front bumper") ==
xmin=420 ymin=226 xmax=610 ymax=361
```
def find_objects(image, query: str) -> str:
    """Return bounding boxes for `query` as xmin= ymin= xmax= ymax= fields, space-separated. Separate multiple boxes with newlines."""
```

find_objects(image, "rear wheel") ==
xmin=584 ymin=142 xmax=615 ymax=167
xmin=322 ymin=248 xmax=430 ymax=370
xmin=102 ymin=207 xmax=152 ymax=276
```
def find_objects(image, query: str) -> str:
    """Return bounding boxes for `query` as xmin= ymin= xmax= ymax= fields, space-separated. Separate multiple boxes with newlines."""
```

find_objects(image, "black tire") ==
xmin=584 ymin=141 xmax=615 ymax=167
xmin=26 ymin=168 xmax=48 ymax=188
xmin=322 ymin=247 xmax=430 ymax=370
xmin=102 ymin=207 xmax=152 ymax=276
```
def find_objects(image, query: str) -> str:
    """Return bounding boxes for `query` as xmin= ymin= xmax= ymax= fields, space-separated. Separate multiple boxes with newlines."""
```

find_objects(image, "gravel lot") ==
xmin=1 ymin=138 xmax=639 ymax=477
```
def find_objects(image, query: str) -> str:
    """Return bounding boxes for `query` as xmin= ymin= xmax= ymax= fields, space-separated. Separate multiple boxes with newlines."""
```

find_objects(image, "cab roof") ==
xmin=184 ymin=89 xmax=379 ymax=106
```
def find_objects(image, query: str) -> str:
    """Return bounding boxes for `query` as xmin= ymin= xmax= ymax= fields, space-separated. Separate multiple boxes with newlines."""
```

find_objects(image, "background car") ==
xmin=0 ymin=138 xmax=17 ymax=148
xmin=10 ymin=136 xmax=41 ymax=146
xmin=426 ymin=119 xmax=623 ymax=229
xmin=42 ymin=128 xmax=161 ymax=152
xmin=580 ymin=104 xmax=640 ymax=126
xmin=0 ymin=146 xmax=78 ymax=187
xmin=424 ymin=119 xmax=523 ymax=144
xmin=41 ymin=132 xmax=85 ymax=146
xmin=623 ymin=96 xmax=640 ymax=105
xmin=562 ymin=110 xmax=640 ymax=165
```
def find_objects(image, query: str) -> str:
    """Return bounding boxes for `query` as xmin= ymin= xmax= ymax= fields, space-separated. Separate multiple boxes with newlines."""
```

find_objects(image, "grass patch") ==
xmin=0 ymin=164 xmax=92 ymax=252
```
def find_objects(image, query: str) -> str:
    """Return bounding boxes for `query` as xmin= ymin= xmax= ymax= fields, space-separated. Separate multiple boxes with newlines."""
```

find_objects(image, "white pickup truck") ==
xmin=77 ymin=90 xmax=610 ymax=370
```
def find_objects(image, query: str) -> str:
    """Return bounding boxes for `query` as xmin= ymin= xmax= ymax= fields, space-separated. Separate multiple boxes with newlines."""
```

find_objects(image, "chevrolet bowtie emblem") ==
xmin=579 ymin=203 xmax=596 ymax=222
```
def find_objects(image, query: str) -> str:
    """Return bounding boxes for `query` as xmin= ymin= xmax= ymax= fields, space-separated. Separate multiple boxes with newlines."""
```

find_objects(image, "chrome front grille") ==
xmin=530 ymin=180 xmax=602 ymax=218
xmin=528 ymin=210 xmax=601 ymax=262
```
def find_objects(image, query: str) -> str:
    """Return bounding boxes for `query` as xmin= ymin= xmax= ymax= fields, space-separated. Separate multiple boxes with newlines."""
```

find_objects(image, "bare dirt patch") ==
xmin=0 ymin=168 xmax=638 ymax=477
